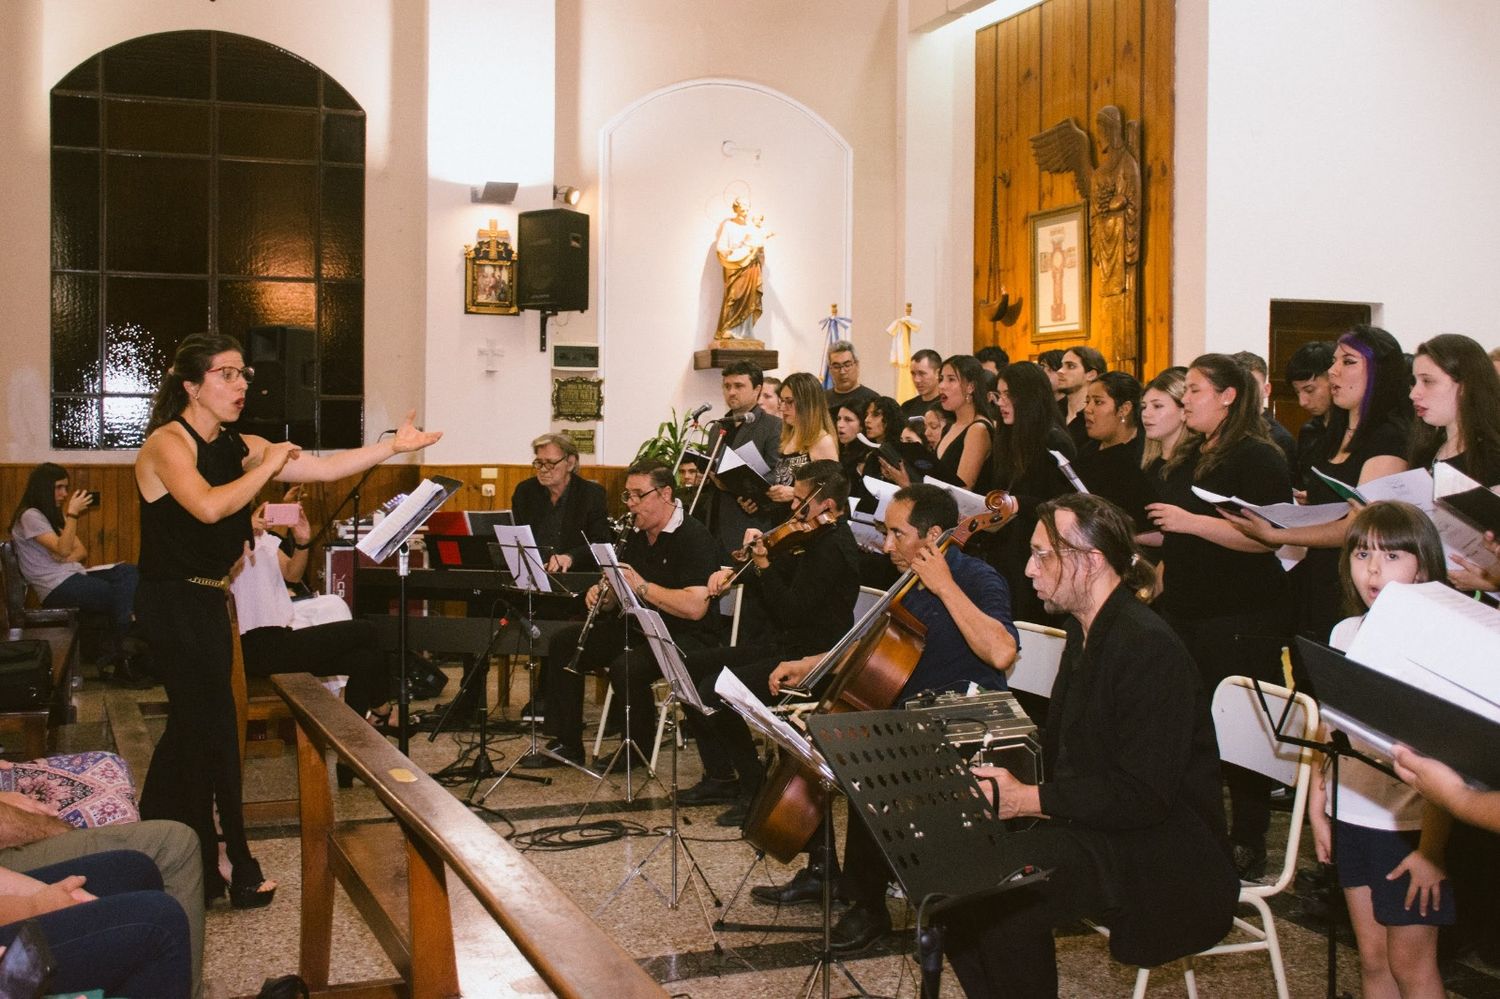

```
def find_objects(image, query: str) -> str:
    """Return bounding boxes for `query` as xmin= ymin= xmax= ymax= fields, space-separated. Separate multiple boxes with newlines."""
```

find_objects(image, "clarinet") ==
xmin=563 ymin=573 xmax=609 ymax=675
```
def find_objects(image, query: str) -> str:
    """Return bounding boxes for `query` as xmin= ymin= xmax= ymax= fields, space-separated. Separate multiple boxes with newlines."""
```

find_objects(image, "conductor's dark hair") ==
xmin=1285 ymin=341 xmax=1335 ymax=384
xmin=625 ymin=459 xmax=676 ymax=498
xmin=11 ymin=463 xmax=69 ymax=531
xmin=1035 ymin=493 xmax=1158 ymax=602
xmin=893 ymin=483 xmax=959 ymax=536
xmin=793 ymin=459 xmax=850 ymax=512
xmin=722 ymin=360 xmax=764 ymax=387
xmin=147 ymin=332 xmax=245 ymax=433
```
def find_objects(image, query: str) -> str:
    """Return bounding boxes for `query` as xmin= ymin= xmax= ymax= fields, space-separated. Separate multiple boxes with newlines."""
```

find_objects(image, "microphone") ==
xmin=718 ymin=409 xmax=758 ymax=426
xmin=688 ymin=402 xmax=712 ymax=423
xmin=500 ymin=613 xmax=542 ymax=641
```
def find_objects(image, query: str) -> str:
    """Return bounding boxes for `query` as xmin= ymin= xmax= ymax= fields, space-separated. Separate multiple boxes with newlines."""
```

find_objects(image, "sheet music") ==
xmin=925 ymin=478 xmax=990 ymax=518
xmin=713 ymin=669 xmax=835 ymax=784
xmin=1346 ymin=581 xmax=1500 ymax=724
xmin=858 ymin=476 xmax=901 ymax=523
xmin=629 ymin=607 xmax=713 ymax=715
xmin=493 ymin=524 xmax=551 ymax=592
xmin=717 ymin=441 xmax=771 ymax=478
xmin=356 ymin=477 xmax=460 ymax=563
xmin=848 ymin=519 xmax=886 ymax=554
xmin=1191 ymin=486 xmax=1348 ymax=529
xmin=588 ymin=543 xmax=640 ymax=611
xmin=1051 ymin=450 xmax=1089 ymax=494
xmin=1354 ymin=467 xmax=1438 ymax=510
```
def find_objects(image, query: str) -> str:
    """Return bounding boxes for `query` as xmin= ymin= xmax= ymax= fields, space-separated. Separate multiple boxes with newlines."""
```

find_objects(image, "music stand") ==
xmin=357 ymin=476 xmax=462 ymax=755
xmin=804 ymin=710 xmax=1048 ymax=999
xmin=596 ymin=608 xmax=723 ymax=934
xmin=481 ymin=527 xmax=605 ymax=788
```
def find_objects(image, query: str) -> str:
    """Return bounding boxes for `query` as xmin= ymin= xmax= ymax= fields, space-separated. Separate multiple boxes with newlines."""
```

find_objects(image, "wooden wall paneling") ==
xmin=993 ymin=17 xmax=1022 ymax=360
xmin=1013 ymin=6 xmax=1044 ymax=353
xmin=1140 ymin=0 xmax=1175 ymax=379
xmin=973 ymin=25 xmax=999 ymax=351
xmin=0 ymin=464 xmax=141 ymax=567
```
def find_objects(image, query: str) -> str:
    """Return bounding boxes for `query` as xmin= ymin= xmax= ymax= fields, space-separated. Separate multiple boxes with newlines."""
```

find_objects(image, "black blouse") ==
xmin=1075 ymin=434 xmax=1153 ymax=532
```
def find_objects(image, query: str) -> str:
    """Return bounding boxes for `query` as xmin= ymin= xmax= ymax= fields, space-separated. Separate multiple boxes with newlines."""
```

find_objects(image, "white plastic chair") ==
xmin=1091 ymin=675 xmax=1318 ymax=998
xmin=592 ymin=583 xmax=747 ymax=768
xmin=1007 ymin=621 xmax=1066 ymax=699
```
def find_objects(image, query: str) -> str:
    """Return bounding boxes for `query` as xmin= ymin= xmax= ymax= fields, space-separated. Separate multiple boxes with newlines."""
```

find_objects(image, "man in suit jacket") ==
xmin=513 ymin=433 xmax=612 ymax=571
xmin=706 ymin=361 xmax=782 ymax=556
xmin=934 ymin=494 xmax=1238 ymax=993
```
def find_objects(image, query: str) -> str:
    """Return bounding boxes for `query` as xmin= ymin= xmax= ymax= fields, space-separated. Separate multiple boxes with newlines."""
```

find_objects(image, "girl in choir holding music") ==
xmin=1075 ymin=370 xmax=1155 ymax=534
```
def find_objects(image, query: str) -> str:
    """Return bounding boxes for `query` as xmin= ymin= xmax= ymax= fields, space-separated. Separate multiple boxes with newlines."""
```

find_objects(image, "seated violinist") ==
xmin=752 ymin=483 xmax=1019 ymax=920
xmin=684 ymin=460 xmax=861 ymax=825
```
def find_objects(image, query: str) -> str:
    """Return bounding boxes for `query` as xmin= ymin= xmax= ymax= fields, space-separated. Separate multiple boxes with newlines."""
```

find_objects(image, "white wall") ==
xmin=1195 ymin=0 xmax=1500 ymax=356
xmin=422 ymin=0 xmax=557 ymax=463
xmin=597 ymin=80 xmax=850 ymax=462
xmin=0 ymin=0 xmax=429 ymax=462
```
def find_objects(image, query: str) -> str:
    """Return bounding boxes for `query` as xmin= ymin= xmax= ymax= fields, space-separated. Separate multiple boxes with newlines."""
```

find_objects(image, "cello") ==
xmin=742 ymin=490 xmax=1020 ymax=863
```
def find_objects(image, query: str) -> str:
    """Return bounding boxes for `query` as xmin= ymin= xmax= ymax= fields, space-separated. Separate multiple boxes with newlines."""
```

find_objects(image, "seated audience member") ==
xmin=0 ymin=850 xmax=191 ymax=999
xmin=1310 ymin=502 xmax=1452 ymax=999
xmin=943 ymin=493 xmax=1238 ymax=997
xmin=1232 ymin=350 xmax=1298 ymax=474
xmin=1284 ymin=340 xmax=1336 ymax=492
xmin=0 ymin=796 xmax=204 ymax=992
xmin=8 ymin=463 xmax=142 ymax=679
xmin=230 ymin=498 xmax=392 ymax=732
xmin=1076 ymin=371 xmax=1154 ymax=533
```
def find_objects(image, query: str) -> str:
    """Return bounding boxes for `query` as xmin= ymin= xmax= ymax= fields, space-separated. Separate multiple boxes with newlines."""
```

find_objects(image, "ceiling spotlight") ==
xmin=554 ymin=185 xmax=582 ymax=206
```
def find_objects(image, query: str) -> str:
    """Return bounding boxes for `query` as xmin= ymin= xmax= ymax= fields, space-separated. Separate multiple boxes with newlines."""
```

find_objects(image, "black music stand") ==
xmin=357 ymin=476 xmax=463 ymax=756
xmin=805 ymin=711 xmax=1048 ymax=999
xmin=596 ymin=609 xmax=723 ymax=936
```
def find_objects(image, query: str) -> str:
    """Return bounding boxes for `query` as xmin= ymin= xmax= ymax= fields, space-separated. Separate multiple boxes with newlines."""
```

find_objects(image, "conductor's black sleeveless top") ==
xmin=138 ymin=417 xmax=253 ymax=581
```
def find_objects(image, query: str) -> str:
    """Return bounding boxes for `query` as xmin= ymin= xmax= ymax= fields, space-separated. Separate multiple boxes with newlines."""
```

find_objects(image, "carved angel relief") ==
xmin=1030 ymin=106 xmax=1143 ymax=371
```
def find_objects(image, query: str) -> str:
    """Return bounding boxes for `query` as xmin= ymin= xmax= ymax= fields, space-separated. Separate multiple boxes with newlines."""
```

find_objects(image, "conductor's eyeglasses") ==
xmin=205 ymin=365 xmax=254 ymax=384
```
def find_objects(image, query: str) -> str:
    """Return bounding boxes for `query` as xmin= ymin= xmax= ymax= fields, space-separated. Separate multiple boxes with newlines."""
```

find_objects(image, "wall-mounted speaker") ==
xmin=240 ymin=325 xmax=316 ymax=424
xmin=518 ymin=208 xmax=589 ymax=313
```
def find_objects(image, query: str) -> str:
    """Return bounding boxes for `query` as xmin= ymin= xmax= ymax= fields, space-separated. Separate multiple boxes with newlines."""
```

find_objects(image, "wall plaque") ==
xmin=552 ymin=376 xmax=604 ymax=422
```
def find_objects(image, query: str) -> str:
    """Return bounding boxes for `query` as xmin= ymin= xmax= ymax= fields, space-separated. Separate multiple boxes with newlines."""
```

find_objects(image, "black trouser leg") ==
xmin=544 ymin=618 xmax=628 ymax=752
xmin=241 ymin=618 xmax=389 ymax=717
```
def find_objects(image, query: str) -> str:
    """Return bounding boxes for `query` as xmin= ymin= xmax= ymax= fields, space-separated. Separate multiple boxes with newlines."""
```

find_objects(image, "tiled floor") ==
xmin=83 ymin=665 xmax=1499 ymax=998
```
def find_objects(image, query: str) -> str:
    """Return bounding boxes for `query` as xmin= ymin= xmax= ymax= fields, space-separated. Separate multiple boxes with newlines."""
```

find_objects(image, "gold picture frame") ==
xmin=1029 ymin=202 xmax=1089 ymax=341
xmin=464 ymin=219 xmax=519 ymax=315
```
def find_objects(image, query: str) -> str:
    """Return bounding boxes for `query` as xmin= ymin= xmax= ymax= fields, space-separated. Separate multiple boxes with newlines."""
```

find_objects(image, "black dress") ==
xmin=1075 ymin=434 xmax=1153 ymax=532
xmin=928 ymin=419 xmax=994 ymax=492
xmin=986 ymin=426 xmax=1076 ymax=623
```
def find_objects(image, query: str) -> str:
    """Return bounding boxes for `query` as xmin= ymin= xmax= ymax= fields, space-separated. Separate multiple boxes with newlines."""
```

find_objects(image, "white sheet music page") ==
xmin=713 ymin=669 xmax=835 ymax=783
xmin=859 ymin=476 xmax=901 ymax=522
xmin=493 ymin=524 xmax=551 ymax=592
xmin=588 ymin=542 xmax=640 ymax=610
xmin=1346 ymin=580 xmax=1500 ymax=723
xmin=356 ymin=478 xmax=445 ymax=562
xmin=925 ymin=479 xmax=990 ymax=518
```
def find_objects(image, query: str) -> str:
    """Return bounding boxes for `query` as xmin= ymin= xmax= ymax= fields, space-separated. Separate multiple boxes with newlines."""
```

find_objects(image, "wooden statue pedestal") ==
xmin=693 ymin=342 xmax=779 ymax=371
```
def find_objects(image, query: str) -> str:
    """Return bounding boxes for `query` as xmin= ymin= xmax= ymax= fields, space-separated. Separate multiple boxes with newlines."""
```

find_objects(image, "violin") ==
xmin=742 ymin=489 xmax=1020 ymax=863
xmin=731 ymin=510 xmax=839 ymax=562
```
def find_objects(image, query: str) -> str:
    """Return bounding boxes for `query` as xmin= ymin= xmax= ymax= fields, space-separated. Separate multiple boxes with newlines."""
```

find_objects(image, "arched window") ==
xmin=50 ymin=30 xmax=365 ymax=449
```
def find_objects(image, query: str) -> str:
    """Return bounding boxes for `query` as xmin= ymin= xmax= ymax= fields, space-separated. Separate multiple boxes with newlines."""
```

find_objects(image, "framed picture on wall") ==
xmin=464 ymin=222 xmax=520 ymax=315
xmin=1029 ymin=203 xmax=1088 ymax=340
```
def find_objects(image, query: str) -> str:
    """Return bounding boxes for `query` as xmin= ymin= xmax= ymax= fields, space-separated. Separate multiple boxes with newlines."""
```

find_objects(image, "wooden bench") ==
xmin=273 ymin=672 xmax=667 ymax=999
xmin=0 ymin=622 xmax=78 ymax=760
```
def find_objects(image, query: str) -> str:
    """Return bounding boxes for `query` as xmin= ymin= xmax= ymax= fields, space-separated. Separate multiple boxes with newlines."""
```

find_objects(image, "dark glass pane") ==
xmin=218 ymin=161 xmax=316 ymax=277
xmin=320 ymin=168 xmax=363 ymax=278
xmin=102 ymin=31 xmax=210 ymax=100
xmin=322 ymin=75 xmax=359 ymax=111
xmin=216 ymin=34 xmax=317 ymax=107
xmin=319 ymin=283 xmax=363 ymax=394
xmin=319 ymin=399 xmax=363 ymax=450
xmin=105 ymin=155 xmax=208 ymax=273
xmin=52 ymin=274 xmax=101 ymax=394
xmin=217 ymin=280 xmax=316 ymax=348
xmin=57 ymin=57 xmax=99 ymax=93
xmin=322 ymin=113 xmax=365 ymax=164
xmin=218 ymin=107 xmax=317 ymax=160
xmin=102 ymin=396 xmax=151 ymax=449
xmin=52 ymin=95 xmax=99 ymax=147
xmin=104 ymin=277 xmax=209 ymax=394
xmin=286 ymin=421 xmax=317 ymax=449
xmin=106 ymin=100 xmax=210 ymax=154
xmin=52 ymin=150 xmax=100 ymax=271
xmin=52 ymin=397 xmax=100 ymax=449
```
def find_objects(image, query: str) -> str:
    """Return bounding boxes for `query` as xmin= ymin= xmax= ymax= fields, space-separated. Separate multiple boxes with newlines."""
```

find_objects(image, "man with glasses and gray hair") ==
xmin=528 ymin=460 xmax=725 ymax=769
xmin=825 ymin=340 xmax=878 ymax=423
xmin=512 ymin=432 xmax=611 ymax=573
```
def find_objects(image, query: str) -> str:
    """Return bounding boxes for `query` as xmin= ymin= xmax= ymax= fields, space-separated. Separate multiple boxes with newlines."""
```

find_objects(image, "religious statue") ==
xmin=714 ymin=198 xmax=774 ymax=344
xmin=1029 ymin=105 xmax=1143 ymax=372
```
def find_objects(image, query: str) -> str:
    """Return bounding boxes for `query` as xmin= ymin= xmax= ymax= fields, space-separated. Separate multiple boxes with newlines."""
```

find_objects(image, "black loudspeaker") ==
xmin=518 ymin=208 xmax=589 ymax=312
xmin=241 ymin=325 xmax=316 ymax=423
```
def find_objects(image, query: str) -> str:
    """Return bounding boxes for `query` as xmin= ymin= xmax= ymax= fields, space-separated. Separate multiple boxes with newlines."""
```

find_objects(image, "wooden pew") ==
xmin=0 ymin=622 xmax=78 ymax=760
xmin=272 ymin=672 xmax=667 ymax=999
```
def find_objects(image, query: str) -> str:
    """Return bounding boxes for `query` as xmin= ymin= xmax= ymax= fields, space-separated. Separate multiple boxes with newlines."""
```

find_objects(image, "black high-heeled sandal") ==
xmin=230 ymin=859 xmax=278 ymax=910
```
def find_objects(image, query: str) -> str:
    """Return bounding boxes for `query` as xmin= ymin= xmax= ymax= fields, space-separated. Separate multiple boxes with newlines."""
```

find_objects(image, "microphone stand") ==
xmin=688 ymin=423 xmax=731 ymax=519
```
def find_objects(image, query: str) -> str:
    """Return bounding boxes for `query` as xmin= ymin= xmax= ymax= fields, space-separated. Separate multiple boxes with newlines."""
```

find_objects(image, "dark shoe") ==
xmin=750 ymin=864 xmax=841 ymax=906
xmin=830 ymin=902 xmax=892 ymax=954
xmin=230 ymin=859 xmax=277 ymax=910
xmin=715 ymin=798 xmax=751 ymax=829
xmin=519 ymin=740 xmax=586 ymax=769
xmin=676 ymin=776 xmax=741 ymax=806
xmin=1232 ymin=843 xmax=1267 ymax=883
xmin=105 ymin=654 xmax=156 ymax=688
